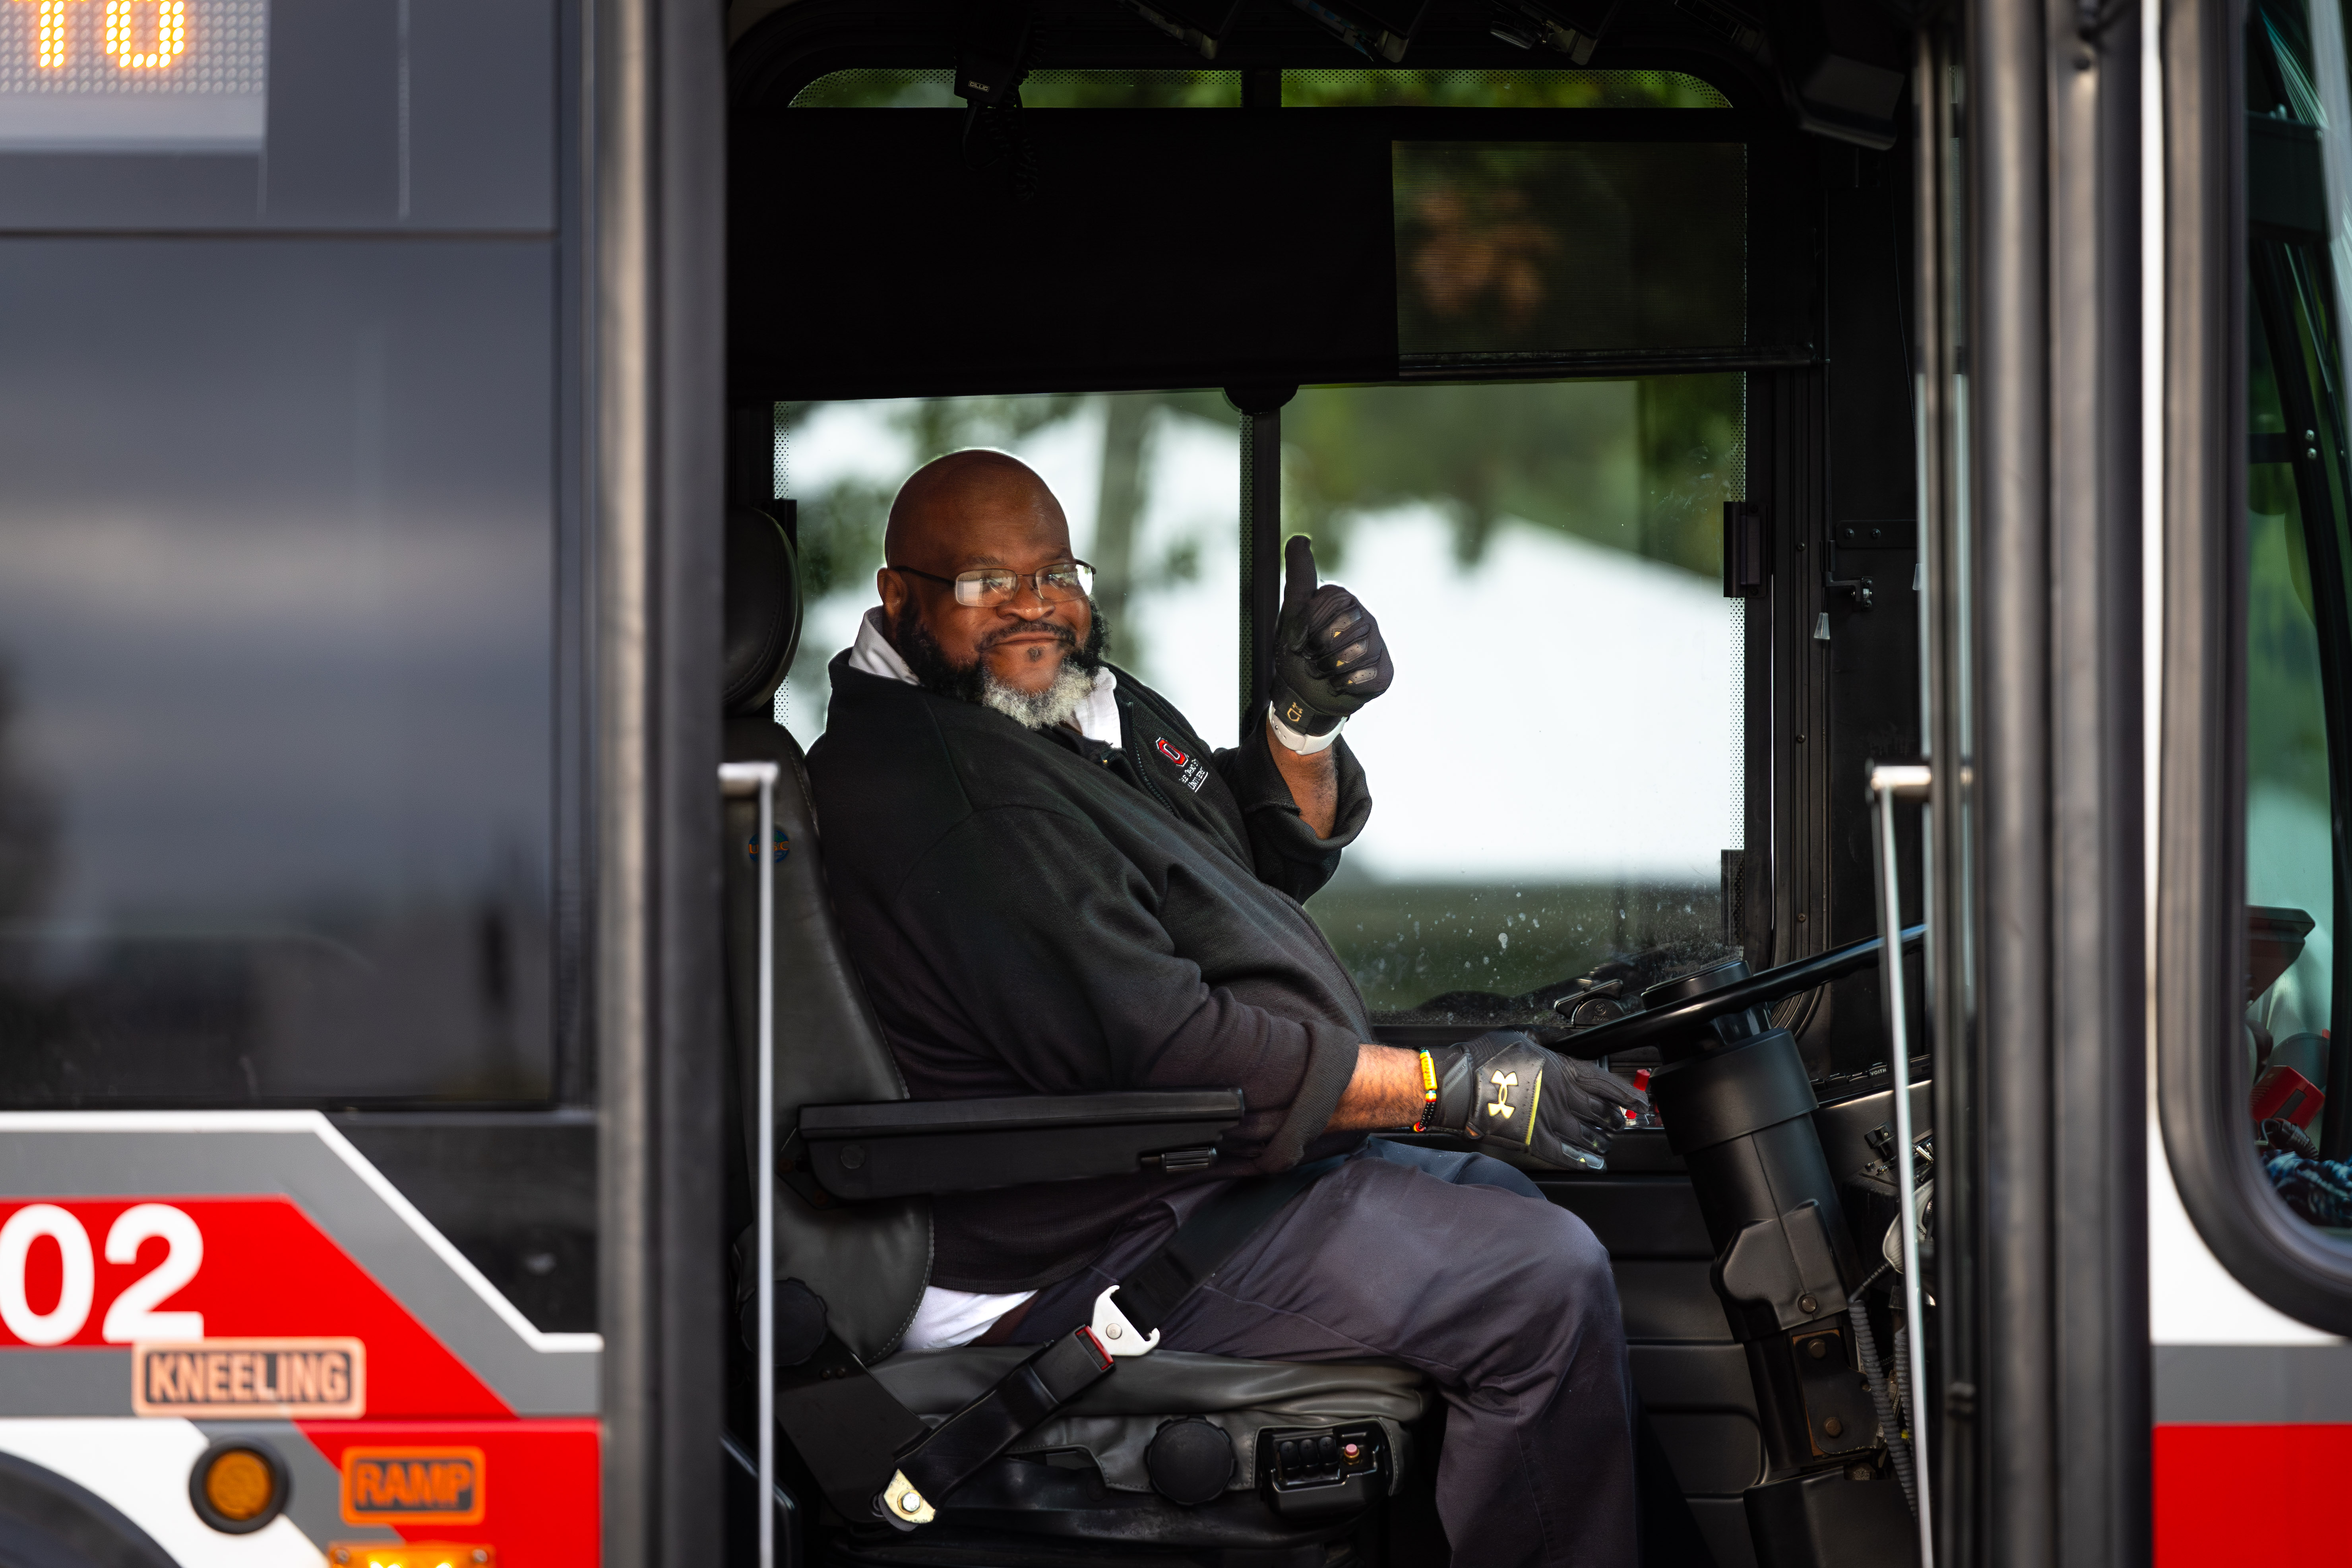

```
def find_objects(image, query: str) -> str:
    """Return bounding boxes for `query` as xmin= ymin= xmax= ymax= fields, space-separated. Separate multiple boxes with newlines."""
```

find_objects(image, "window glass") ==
xmin=787 ymin=67 xmax=1728 ymax=111
xmin=1282 ymin=69 xmax=1729 ymax=108
xmin=1292 ymin=376 xmax=1748 ymax=1028
xmin=0 ymin=239 xmax=559 ymax=1105
xmin=2240 ymin=0 xmax=2352 ymax=1234
xmin=790 ymin=69 xmax=1240 ymax=108
xmin=773 ymin=393 xmax=1244 ymax=750
xmin=1394 ymin=141 xmax=1746 ymax=357
xmin=2247 ymin=315 xmax=2334 ymax=1064
xmin=775 ymin=380 xmax=1748 ymax=1034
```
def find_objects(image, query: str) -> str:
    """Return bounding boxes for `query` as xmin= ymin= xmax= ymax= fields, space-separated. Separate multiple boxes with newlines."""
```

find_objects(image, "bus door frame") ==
xmin=1924 ymin=0 xmax=2154 ymax=1562
xmin=591 ymin=0 xmax=732 ymax=1560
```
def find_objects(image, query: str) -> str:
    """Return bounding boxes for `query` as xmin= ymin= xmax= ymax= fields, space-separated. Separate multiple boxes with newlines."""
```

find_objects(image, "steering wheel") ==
xmin=1548 ymin=924 xmax=1928 ymax=1060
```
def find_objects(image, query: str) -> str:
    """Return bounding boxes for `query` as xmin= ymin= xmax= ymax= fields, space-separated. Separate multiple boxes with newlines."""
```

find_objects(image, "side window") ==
xmin=0 ymin=0 xmax=567 ymax=1107
xmin=773 ymin=394 xmax=1243 ymax=748
xmin=0 ymin=246 xmax=561 ymax=1106
xmin=1296 ymin=376 xmax=1749 ymax=1030
xmin=2246 ymin=300 xmax=2339 ymax=1167
xmin=2240 ymin=0 xmax=2352 ymax=1227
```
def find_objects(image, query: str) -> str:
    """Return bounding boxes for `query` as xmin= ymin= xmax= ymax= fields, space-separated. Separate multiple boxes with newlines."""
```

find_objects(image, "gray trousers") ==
xmin=1014 ymin=1138 xmax=1637 ymax=1568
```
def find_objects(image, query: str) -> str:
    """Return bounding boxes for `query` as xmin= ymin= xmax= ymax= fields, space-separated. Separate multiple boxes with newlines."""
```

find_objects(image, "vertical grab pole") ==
xmin=1868 ymin=762 xmax=1934 ymax=1568
xmin=719 ymin=760 xmax=781 ymax=1568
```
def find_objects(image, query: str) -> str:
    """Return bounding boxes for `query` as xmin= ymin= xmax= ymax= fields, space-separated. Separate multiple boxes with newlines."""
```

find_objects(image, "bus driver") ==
xmin=807 ymin=450 xmax=1649 ymax=1568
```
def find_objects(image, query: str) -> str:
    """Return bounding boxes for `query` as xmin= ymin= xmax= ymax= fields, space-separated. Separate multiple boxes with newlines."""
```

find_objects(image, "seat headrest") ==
xmin=723 ymin=506 xmax=802 ymax=716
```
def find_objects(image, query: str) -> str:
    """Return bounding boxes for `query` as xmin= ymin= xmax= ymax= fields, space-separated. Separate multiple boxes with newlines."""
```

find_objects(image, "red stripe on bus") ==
xmin=2156 ymin=1423 xmax=2352 ymax=1566
xmin=0 ymin=1196 xmax=509 ymax=1419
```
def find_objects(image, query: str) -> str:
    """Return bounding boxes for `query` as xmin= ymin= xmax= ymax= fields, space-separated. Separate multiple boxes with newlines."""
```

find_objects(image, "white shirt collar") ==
xmin=847 ymin=607 xmax=1122 ymax=746
xmin=846 ymin=605 xmax=918 ymax=684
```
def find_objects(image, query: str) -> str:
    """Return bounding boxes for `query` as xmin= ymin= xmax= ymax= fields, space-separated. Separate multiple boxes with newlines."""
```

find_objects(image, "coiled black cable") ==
xmin=1847 ymin=1262 xmax=1916 ymax=1514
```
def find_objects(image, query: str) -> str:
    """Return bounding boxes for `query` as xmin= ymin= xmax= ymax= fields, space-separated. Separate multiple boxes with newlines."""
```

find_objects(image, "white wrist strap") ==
xmin=1267 ymin=702 xmax=1344 ymax=755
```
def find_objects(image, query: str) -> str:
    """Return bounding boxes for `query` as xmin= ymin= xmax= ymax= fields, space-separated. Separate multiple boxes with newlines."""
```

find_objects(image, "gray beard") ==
xmin=893 ymin=600 xmax=1109 ymax=733
xmin=978 ymin=656 xmax=1098 ymax=732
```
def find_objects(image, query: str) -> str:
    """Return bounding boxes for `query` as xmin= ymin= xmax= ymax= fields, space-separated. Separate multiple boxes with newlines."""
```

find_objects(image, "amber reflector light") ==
xmin=200 ymin=1449 xmax=275 ymax=1521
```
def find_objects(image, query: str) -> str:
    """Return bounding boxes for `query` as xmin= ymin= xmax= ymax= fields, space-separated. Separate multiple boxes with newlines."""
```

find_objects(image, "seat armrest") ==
xmin=795 ymin=1090 xmax=1246 ymax=1200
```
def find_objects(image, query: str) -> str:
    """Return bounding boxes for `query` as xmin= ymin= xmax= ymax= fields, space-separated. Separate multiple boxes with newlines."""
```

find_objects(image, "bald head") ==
xmin=875 ymin=448 xmax=1099 ymax=713
xmin=885 ymin=449 xmax=1068 ymax=569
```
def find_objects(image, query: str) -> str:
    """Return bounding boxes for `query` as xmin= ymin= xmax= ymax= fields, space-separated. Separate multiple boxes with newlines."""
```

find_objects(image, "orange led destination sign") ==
xmin=14 ymin=0 xmax=188 ymax=70
xmin=132 ymin=1337 xmax=366 ymax=1419
xmin=0 ymin=0 xmax=265 ymax=151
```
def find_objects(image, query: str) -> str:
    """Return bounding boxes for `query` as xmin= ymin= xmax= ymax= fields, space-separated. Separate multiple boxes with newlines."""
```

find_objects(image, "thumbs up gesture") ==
xmin=1269 ymin=535 xmax=1393 ymax=741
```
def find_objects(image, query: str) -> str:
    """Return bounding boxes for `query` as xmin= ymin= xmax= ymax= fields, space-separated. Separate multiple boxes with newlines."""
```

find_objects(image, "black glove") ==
xmin=1421 ymin=1031 xmax=1647 ymax=1172
xmin=1269 ymin=535 xmax=1393 ymax=740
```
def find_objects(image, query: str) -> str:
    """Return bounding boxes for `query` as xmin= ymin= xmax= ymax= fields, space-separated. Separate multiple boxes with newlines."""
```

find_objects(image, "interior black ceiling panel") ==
xmin=730 ymin=105 xmax=1756 ymax=399
xmin=732 ymin=107 xmax=1397 ymax=397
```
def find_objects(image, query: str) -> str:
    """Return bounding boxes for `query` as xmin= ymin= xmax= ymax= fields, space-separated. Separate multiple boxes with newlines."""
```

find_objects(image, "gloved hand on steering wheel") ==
xmin=1415 ymin=1031 xmax=1648 ymax=1172
xmin=1268 ymin=535 xmax=1393 ymax=748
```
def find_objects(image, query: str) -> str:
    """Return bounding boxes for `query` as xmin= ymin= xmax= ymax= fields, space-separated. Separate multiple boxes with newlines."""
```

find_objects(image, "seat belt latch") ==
xmin=879 ymin=1470 xmax=936 ymax=1525
xmin=1091 ymin=1285 xmax=1160 ymax=1357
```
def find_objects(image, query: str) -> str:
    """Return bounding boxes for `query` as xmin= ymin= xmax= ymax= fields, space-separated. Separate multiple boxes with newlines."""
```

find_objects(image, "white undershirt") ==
xmin=903 ymin=1284 xmax=1037 ymax=1353
xmin=849 ymin=606 xmax=1123 ymax=1349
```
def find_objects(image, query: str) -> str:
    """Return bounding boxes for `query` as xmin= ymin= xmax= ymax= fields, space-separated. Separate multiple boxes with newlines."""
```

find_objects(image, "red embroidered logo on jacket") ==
xmin=1156 ymin=738 xmax=1210 ymax=795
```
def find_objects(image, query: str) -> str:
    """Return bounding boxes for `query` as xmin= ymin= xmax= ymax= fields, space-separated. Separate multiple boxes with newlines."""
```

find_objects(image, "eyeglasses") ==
xmin=890 ymin=560 xmax=1096 ymax=609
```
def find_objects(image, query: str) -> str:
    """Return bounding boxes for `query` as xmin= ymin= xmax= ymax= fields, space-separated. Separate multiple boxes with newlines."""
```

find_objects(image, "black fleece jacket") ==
xmin=807 ymin=652 xmax=1377 ymax=1292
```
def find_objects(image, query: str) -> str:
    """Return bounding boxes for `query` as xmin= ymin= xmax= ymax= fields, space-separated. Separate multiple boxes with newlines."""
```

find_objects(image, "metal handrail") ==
xmin=1869 ymin=762 xmax=1934 ymax=1568
xmin=720 ymin=760 xmax=782 ymax=1568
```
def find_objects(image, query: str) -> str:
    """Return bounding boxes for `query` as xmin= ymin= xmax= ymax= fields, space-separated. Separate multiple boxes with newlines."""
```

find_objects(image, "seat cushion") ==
xmin=871 ymin=1347 xmax=1426 ymax=1498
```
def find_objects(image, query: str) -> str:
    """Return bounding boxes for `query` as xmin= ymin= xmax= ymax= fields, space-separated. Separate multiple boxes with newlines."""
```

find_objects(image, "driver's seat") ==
xmin=717 ymin=509 xmax=1427 ymax=1566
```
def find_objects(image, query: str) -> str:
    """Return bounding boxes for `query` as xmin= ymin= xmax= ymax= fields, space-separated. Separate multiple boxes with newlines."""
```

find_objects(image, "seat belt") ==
xmin=1085 ymin=1153 xmax=1344 ymax=1354
xmin=789 ymin=1154 xmax=1347 ymax=1530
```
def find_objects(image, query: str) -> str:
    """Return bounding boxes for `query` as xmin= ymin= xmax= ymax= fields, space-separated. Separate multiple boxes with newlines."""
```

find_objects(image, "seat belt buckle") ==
xmin=1090 ymin=1285 xmax=1160 ymax=1357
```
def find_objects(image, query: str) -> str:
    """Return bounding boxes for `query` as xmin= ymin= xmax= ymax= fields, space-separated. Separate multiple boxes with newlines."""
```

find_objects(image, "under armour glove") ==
xmin=1419 ymin=1031 xmax=1648 ymax=1172
xmin=1269 ymin=535 xmax=1393 ymax=742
